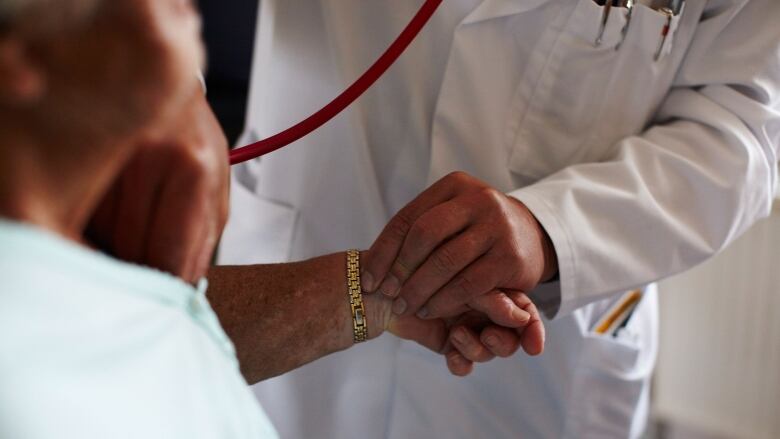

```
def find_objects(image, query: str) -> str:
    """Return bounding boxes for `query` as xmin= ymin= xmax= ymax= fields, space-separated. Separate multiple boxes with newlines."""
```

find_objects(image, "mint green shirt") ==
xmin=0 ymin=220 xmax=278 ymax=439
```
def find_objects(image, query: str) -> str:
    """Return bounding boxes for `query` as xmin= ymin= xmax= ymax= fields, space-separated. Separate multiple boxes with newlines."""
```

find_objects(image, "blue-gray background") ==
xmin=200 ymin=0 xmax=258 ymax=145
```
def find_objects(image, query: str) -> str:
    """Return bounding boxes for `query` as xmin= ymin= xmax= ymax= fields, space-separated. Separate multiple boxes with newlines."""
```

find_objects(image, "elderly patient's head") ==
xmin=0 ymin=0 xmax=203 ymax=142
xmin=0 ymin=0 xmax=205 ymax=237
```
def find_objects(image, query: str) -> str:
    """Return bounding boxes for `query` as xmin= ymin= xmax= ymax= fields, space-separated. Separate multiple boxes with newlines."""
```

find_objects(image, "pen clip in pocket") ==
xmin=591 ymin=290 xmax=644 ymax=338
xmin=614 ymin=0 xmax=685 ymax=60
xmin=657 ymin=1 xmax=685 ymax=61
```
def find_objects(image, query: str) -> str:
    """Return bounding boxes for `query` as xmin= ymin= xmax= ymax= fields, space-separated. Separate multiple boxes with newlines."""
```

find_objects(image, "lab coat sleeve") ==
xmin=511 ymin=0 xmax=780 ymax=319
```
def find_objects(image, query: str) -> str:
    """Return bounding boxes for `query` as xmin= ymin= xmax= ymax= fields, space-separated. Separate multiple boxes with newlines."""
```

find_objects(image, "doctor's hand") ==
xmin=362 ymin=171 xmax=556 ymax=356
xmin=88 ymin=90 xmax=229 ymax=283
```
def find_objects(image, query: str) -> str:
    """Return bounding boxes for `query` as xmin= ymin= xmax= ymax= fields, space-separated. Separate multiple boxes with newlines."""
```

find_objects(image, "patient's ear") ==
xmin=0 ymin=38 xmax=46 ymax=105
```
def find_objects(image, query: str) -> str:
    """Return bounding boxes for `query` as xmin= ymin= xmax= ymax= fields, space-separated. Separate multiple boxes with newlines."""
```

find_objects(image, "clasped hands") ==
xmin=363 ymin=172 xmax=557 ymax=376
xmin=88 ymin=90 xmax=557 ymax=377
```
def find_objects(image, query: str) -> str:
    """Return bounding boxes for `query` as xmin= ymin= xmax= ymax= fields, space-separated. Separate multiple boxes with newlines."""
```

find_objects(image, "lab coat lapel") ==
xmin=462 ymin=0 xmax=551 ymax=25
xmin=430 ymin=0 xmax=552 ymax=186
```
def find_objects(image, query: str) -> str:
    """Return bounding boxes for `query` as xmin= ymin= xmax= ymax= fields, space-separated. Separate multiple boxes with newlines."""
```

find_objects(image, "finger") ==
xmin=438 ymin=313 xmax=476 ymax=360
xmin=177 ymin=185 xmax=214 ymax=282
xmin=414 ymin=252 xmax=503 ymax=319
xmin=387 ymin=315 xmax=448 ymax=354
xmin=145 ymin=163 xmax=209 ymax=282
xmin=190 ymin=207 xmax=219 ymax=281
xmin=449 ymin=326 xmax=495 ymax=363
xmin=362 ymin=172 xmax=484 ymax=293
xmin=113 ymin=148 xmax=168 ymax=263
xmin=446 ymin=351 xmax=474 ymax=377
xmin=467 ymin=291 xmax=531 ymax=328
xmin=480 ymin=325 xmax=522 ymax=358
xmin=506 ymin=291 xmax=545 ymax=356
xmin=377 ymin=199 xmax=473 ymax=298
xmin=189 ymin=171 xmax=226 ymax=281
xmin=393 ymin=226 xmax=493 ymax=317
xmin=187 ymin=112 xmax=230 ymax=281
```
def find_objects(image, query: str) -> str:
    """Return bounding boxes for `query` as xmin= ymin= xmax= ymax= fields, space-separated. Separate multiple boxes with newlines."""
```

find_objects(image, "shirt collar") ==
xmin=0 ymin=218 xmax=197 ymax=308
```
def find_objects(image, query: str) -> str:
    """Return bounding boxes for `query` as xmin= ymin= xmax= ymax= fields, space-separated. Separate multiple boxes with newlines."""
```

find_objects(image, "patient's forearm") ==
xmin=207 ymin=253 xmax=389 ymax=384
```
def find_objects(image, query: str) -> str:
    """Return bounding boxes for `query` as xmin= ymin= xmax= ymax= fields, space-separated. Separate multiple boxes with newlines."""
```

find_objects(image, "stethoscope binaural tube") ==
xmin=228 ymin=0 xmax=444 ymax=166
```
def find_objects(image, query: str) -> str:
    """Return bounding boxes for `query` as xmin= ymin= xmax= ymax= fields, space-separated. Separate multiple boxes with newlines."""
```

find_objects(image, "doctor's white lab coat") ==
xmin=219 ymin=0 xmax=780 ymax=438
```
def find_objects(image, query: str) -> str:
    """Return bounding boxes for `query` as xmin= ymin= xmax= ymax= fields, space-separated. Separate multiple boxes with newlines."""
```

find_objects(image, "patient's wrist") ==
xmin=293 ymin=251 xmax=392 ymax=353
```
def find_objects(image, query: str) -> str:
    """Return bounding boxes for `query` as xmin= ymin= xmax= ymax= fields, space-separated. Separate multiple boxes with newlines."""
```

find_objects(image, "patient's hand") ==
xmin=379 ymin=288 xmax=544 ymax=377
xmin=88 ymin=90 xmax=229 ymax=283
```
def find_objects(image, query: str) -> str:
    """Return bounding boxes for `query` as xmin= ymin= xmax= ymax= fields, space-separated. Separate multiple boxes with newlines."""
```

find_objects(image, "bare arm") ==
xmin=207 ymin=253 xmax=398 ymax=384
xmin=88 ymin=94 xmax=538 ymax=383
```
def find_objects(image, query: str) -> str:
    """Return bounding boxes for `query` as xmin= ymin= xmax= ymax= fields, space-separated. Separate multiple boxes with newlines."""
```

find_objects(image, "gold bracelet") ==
xmin=346 ymin=250 xmax=368 ymax=343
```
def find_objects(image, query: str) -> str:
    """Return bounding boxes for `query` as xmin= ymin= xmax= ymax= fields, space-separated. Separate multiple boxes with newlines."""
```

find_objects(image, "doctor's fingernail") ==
xmin=416 ymin=307 xmax=430 ymax=319
xmin=361 ymin=271 xmax=375 ymax=292
xmin=484 ymin=335 xmax=499 ymax=348
xmin=392 ymin=298 xmax=407 ymax=315
xmin=380 ymin=275 xmax=401 ymax=298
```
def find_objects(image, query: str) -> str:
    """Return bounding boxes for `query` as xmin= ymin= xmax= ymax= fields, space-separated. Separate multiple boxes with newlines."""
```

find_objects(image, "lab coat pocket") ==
xmin=506 ymin=0 xmax=629 ymax=181
xmin=581 ymin=331 xmax=642 ymax=378
xmin=506 ymin=0 xmax=683 ymax=182
xmin=218 ymin=173 xmax=298 ymax=265
xmin=570 ymin=332 xmax=647 ymax=438
xmin=567 ymin=292 xmax=657 ymax=438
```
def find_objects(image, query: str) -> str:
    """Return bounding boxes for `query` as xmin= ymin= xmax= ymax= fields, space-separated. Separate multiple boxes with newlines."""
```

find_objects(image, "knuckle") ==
xmin=452 ymin=274 xmax=481 ymax=302
xmin=479 ymin=189 xmax=511 ymax=221
xmin=482 ymin=329 xmax=516 ymax=358
xmin=431 ymin=246 xmax=460 ymax=276
xmin=446 ymin=170 xmax=468 ymax=182
xmin=391 ymin=259 xmax=413 ymax=280
xmin=463 ymin=229 xmax=487 ymax=251
xmin=408 ymin=221 xmax=436 ymax=249
xmin=478 ymin=187 xmax=503 ymax=204
xmin=447 ymin=353 xmax=471 ymax=376
xmin=492 ymin=343 xmax=511 ymax=358
xmin=492 ymin=295 xmax=517 ymax=320
xmin=460 ymin=338 xmax=483 ymax=361
xmin=508 ymin=290 xmax=532 ymax=308
xmin=387 ymin=213 xmax=414 ymax=241
xmin=500 ymin=243 xmax=526 ymax=269
xmin=523 ymin=300 xmax=540 ymax=319
xmin=181 ymin=149 xmax=212 ymax=180
xmin=497 ymin=342 xmax=519 ymax=358
xmin=443 ymin=171 xmax=473 ymax=190
xmin=474 ymin=348 xmax=492 ymax=363
xmin=462 ymin=344 xmax=481 ymax=361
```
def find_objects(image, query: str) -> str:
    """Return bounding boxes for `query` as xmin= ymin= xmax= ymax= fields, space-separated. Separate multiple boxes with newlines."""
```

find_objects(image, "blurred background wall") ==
xmin=199 ymin=0 xmax=258 ymax=145
xmin=652 ymin=190 xmax=780 ymax=439
xmin=198 ymin=3 xmax=780 ymax=438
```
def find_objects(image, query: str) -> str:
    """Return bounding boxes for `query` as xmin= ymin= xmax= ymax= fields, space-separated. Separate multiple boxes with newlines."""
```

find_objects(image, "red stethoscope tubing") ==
xmin=228 ymin=0 xmax=444 ymax=166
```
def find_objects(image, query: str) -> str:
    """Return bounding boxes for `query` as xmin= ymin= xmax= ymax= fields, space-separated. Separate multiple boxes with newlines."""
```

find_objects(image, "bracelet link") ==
xmin=346 ymin=250 xmax=368 ymax=343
